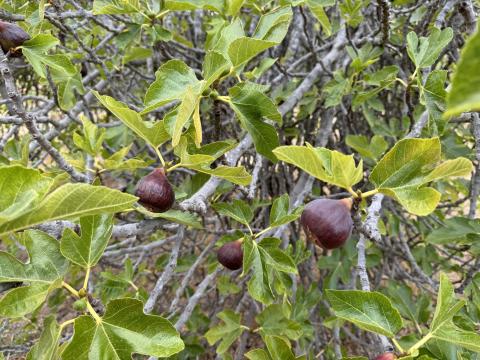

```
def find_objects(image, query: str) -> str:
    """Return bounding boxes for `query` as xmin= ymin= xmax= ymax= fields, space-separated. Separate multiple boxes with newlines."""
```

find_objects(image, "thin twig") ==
xmin=144 ymin=226 xmax=185 ymax=314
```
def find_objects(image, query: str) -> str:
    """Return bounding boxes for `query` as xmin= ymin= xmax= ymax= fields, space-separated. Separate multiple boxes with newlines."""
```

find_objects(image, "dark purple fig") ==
xmin=217 ymin=240 xmax=243 ymax=270
xmin=135 ymin=168 xmax=175 ymax=212
xmin=300 ymin=198 xmax=353 ymax=249
xmin=0 ymin=21 xmax=30 ymax=57
xmin=374 ymin=353 xmax=396 ymax=360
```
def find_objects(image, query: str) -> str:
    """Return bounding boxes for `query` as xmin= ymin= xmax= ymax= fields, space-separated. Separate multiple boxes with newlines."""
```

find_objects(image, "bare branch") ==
xmin=144 ymin=226 xmax=185 ymax=314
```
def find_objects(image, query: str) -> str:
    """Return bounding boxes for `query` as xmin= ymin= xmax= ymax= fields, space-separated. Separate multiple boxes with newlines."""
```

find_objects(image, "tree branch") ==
xmin=0 ymin=49 xmax=89 ymax=182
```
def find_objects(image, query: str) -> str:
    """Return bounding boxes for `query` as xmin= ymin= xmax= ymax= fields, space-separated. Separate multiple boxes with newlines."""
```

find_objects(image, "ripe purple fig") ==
xmin=135 ymin=168 xmax=175 ymax=212
xmin=300 ymin=198 xmax=353 ymax=249
xmin=0 ymin=21 xmax=30 ymax=57
xmin=374 ymin=353 xmax=396 ymax=360
xmin=217 ymin=240 xmax=243 ymax=270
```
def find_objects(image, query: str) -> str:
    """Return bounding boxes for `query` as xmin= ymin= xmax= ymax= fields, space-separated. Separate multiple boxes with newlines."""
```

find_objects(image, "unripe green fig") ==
xmin=217 ymin=240 xmax=243 ymax=270
xmin=0 ymin=21 xmax=30 ymax=57
xmin=374 ymin=353 xmax=396 ymax=360
xmin=300 ymin=198 xmax=353 ymax=249
xmin=135 ymin=168 xmax=175 ymax=213
xmin=78 ymin=288 xmax=87 ymax=298
xmin=72 ymin=298 xmax=87 ymax=311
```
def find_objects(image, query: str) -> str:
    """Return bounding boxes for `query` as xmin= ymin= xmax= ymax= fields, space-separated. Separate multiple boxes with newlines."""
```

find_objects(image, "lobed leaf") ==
xmin=62 ymin=298 xmax=184 ymax=359
xmin=60 ymin=214 xmax=113 ymax=268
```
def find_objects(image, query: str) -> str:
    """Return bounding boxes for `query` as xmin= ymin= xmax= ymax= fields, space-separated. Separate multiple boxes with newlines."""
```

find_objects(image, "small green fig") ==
xmin=135 ymin=168 xmax=175 ymax=213
xmin=300 ymin=198 xmax=353 ymax=249
xmin=0 ymin=21 xmax=30 ymax=57
xmin=72 ymin=298 xmax=87 ymax=311
xmin=217 ymin=240 xmax=243 ymax=270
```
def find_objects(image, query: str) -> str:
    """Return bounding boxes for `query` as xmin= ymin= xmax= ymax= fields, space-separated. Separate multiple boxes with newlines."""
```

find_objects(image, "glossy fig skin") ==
xmin=217 ymin=240 xmax=243 ymax=270
xmin=300 ymin=198 xmax=353 ymax=249
xmin=135 ymin=168 xmax=175 ymax=213
xmin=0 ymin=21 xmax=30 ymax=57
xmin=374 ymin=353 xmax=396 ymax=360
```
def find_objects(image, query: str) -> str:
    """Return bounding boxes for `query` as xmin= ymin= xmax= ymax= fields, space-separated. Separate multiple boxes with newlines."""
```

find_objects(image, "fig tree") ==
xmin=0 ymin=21 xmax=30 ymax=57
xmin=300 ymin=198 xmax=353 ymax=249
xmin=217 ymin=240 xmax=243 ymax=270
xmin=135 ymin=168 xmax=175 ymax=212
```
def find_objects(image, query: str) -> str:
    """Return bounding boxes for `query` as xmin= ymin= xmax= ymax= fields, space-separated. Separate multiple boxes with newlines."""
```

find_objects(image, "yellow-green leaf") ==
xmin=445 ymin=27 xmax=480 ymax=117
xmin=93 ymin=92 xmax=169 ymax=148
xmin=0 ymin=184 xmax=136 ymax=236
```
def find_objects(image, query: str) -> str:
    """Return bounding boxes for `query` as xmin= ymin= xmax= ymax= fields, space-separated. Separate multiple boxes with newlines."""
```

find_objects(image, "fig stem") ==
xmin=252 ymin=3 xmax=263 ymax=13
xmin=346 ymin=188 xmax=379 ymax=199
xmin=83 ymin=267 xmax=91 ymax=291
xmin=59 ymin=318 xmax=75 ymax=329
xmin=86 ymin=298 xmax=102 ymax=324
xmin=216 ymin=95 xmax=230 ymax=102
xmin=347 ymin=187 xmax=359 ymax=198
xmin=407 ymin=332 xmax=432 ymax=354
xmin=246 ymin=223 xmax=254 ymax=236
xmin=392 ymin=338 xmax=404 ymax=353
xmin=154 ymin=147 xmax=166 ymax=167
xmin=129 ymin=281 xmax=139 ymax=291
xmin=395 ymin=77 xmax=408 ymax=88
xmin=166 ymin=163 xmax=181 ymax=173
xmin=361 ymin=189 xmax=379 ymax=198
xmin=155 ymin=10 xmax=170 ymax=19
xmin=410 ymin=68 xmax=418 ymax=81
xmin=62 ymin=281 xmax=80 ymax=298
xmin=254 ymin=225 xmax=272 ymax=239
xmin=135 ymin=8 xmax=152 ymax=21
